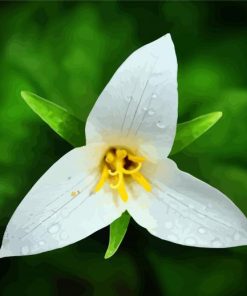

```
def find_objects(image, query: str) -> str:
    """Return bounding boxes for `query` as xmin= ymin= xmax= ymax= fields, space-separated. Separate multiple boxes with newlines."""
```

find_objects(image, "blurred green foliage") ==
xmin=1 ymin=1 xmax=247 ymax=295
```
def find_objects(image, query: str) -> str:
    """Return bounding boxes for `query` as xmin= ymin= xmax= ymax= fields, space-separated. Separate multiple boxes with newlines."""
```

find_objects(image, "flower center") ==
xmin=94 ymin=148 xmax=152 ymax=202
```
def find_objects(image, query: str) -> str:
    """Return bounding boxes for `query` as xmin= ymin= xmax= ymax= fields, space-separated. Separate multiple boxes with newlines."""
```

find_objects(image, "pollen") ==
xmin=71 ymin=190 xmax=80 ymax=197
xmin=94 ymin=148 xmax=151 ymax=202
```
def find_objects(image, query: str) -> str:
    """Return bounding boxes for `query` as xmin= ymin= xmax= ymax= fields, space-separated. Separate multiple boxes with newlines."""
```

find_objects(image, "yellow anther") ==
xmin=116 ymin=149 xmax=127 ymax=159
xmin=131 ymin=172 xmax=152 ymax=192
xmin=128 ymin=154 xmax=145 ymax=163
xmin=105 ymin=152 xmax=115 ymax=163
xmin=94 ymin=147 xmax=151 ymax=202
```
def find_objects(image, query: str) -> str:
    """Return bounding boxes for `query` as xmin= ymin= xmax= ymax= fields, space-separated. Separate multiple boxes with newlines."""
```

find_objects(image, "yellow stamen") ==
xmin=116 ymin=149 xmax=127 ymax=159
xmin=128 ymin=154 xmax=145 ymax=163
xmin=94 ymin=165 xmax=109 ymax=192
xmin=105 ymin=152 xmax=115 ymax=163
xmin=108 ymin=169 xmax=118 ymax=176
xmin=110 ymin=172 xmax=123 ymax=189
xmin=131 ymin=172 xmax=152 ymax=192
xmin=94 ymin=147 xmax=151 ymax=202
xmin=118 ymin=178 xmax=128 ymax=202
xmin=121 ymin=162 xmax=142 ymax=174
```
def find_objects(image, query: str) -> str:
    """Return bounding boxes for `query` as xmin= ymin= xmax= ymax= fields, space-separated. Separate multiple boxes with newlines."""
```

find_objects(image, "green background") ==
xmin=1 ymin=1 xmax=247 ymax=295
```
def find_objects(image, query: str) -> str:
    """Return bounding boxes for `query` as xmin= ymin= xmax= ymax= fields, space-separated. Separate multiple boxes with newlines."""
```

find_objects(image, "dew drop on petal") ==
xmin=198 ymin=227 xmax=206 ymax=234
xmin=21 ymin=246 xmax=30 ymax=255
xmin=48 ymin=224 xmax=60 ymax=234
xmin=156 ymin=121 xmax=166 ymax=129
xmin=39 ymin=241 xmax=45 ymax=246
xmin=148 ymin=109 xmax=155 ymax=116
xmin=152 ymin=94 xmax=157 ymax=99
xmin=143 ymin=106 xmax=148 ymax=111
xmin=125 ymin=96 xmax=132 ymax=102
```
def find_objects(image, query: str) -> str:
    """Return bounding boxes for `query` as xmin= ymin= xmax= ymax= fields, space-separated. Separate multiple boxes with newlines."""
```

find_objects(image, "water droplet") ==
xmin=233 ymin=232 xmax=240 ymax=241
xmin=185 ymin=237 xmax=196 ymax=245
xmin=188 ymin=204 xmax=195 ymax=209
xmin=39 ymin=241 xmax=45 ymax=246
xmin=165 ymin=221 xmax=173 ymax=229
xmin=152 ymin=94 xmax=157 ymax=99
xmin=211 ymin=239 xmax=222 ymax=247
xmin=143 ymin=106 xmax=148 ymax=111
xmin=198 ymin=227 xmax=206 ymax=234
xmin=148 ymin=109 xmax=155 ymax=116
xmin=60 ymin=232 xmax=68 ymax=240
xmin=156 ymin=121 xmax=166 ymax=129
xmin=48 ymin=224 xmax=60 ymax=234
xmin=21 ymin=246 xmax=29 ymax=255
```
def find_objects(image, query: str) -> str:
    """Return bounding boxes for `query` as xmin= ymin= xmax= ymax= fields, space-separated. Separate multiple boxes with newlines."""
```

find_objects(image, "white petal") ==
xmin=86 ymin=34 xmax=178 ymax=160
xmin=127 ymin=159 xmax=247 ymax=248
xmin=0 ymin=144 xmax=125 ymax=258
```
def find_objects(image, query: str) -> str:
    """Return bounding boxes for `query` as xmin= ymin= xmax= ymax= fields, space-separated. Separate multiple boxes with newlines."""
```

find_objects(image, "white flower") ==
xmin=1 ymin=34 xmax=247 ymax=258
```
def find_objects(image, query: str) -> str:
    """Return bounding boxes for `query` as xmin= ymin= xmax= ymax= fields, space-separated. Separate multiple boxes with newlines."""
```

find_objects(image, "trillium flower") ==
xmin=1 ymin=34 xmax=247 ymax=259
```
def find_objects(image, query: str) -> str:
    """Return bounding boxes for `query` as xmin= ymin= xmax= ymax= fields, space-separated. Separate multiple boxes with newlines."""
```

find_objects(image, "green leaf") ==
xmin=21 ymin=91 xmax=85 ymax=147
xmin=104 ymin=211 xmax=131 ymax=259
xmin=170 ymin=111 xmax=223 ymax=155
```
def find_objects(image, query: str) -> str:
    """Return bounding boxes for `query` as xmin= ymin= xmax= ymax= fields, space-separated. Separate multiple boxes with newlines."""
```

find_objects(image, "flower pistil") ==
xmin=94 ymin=148 xmax=152 ymax=201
